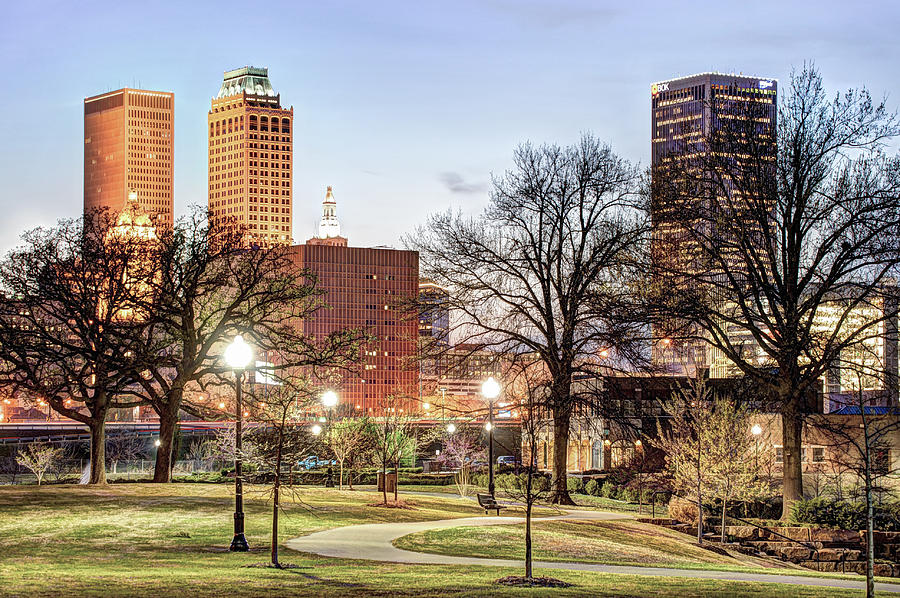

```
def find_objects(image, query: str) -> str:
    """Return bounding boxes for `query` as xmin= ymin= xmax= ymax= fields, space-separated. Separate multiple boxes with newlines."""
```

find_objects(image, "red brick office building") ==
xmin=287 ymin=188 xmax=419 ymax=413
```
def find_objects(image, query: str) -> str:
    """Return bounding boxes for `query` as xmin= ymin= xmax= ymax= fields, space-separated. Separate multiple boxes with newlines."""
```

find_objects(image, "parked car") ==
xmin=497 ymin=455 xmax=521 ymax=467
xmin=297 ymin=456 xmax=336 ymax=470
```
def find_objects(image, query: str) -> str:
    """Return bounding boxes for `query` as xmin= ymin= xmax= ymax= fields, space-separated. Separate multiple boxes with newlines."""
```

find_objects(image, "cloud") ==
xmin=439 ymin=172 xmax=487 ymax=194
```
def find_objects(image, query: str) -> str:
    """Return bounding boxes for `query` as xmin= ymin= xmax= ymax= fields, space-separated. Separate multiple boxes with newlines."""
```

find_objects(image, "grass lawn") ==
xmin=0 ymin=483 xmax=875 ymax=597
xmin=393 ymin=518 xmax=900 ymax=583
xmin=395 ymin=519 xmax=761 ymax=569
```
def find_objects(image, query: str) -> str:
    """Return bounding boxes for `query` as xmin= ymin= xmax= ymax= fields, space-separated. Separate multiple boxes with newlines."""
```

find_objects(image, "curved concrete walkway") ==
xmin=285 ymin=508 xmax=900 ymax=594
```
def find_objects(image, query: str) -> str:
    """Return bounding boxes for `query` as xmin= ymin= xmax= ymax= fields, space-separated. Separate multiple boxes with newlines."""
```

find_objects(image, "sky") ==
xmin=1 ymin=0 xmax=898 ymax=254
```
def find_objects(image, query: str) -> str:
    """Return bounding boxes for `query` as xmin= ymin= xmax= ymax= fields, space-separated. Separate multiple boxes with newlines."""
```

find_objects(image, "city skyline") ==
xmin=2 ymin=1 xmax=899 ymax=257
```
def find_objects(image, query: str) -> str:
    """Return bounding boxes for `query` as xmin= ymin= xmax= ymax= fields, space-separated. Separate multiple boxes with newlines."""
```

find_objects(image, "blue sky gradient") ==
xmin=1 ymin=0 xmax=898 ymax=252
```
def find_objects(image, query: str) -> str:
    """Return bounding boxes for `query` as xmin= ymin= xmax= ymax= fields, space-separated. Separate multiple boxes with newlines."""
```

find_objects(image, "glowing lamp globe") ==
xmin=311 ymin=424 xmax=322 ymax=436
xmin=322 ymin=390 xmax=338 ymax=408
xmin=481 ymin=377 xmax=501 ymax=400
xmin=751 ymin=424 xmax=763 ymax=436
xmin=446 ymin=423 xmax=456 ymax=434
xmin=224 ymin=335 xmax=253 ymax=370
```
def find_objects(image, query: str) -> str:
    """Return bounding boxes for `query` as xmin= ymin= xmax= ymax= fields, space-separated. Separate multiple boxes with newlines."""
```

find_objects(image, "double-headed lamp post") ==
xmin=225 ymin=334 xmax=253 ymax=552
xmin=482 ymin=376 xmax=501 ymax=498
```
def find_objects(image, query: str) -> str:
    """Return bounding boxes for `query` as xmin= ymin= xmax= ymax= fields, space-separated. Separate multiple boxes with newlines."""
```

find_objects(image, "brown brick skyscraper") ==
xmin=84 ymin=89 xmax=174 ymax=227
xmin=208 ymin=67 xmax=293 ymax=246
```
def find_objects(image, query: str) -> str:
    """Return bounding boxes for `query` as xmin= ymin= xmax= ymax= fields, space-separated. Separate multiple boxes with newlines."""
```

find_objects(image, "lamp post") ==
xmin=751 ymin=423 xmax=763 ymax=470
xmin=225 ymin=334 xmax=253 ymax=552
xmin=482 ymin=377 xmax=501 ymax=498
xmin=321 ymin=390 xmax=338 ymax=487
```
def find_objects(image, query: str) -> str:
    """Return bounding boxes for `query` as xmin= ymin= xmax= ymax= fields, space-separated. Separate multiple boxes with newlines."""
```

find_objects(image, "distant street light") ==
xmin=154 ymin=439 xmax=161 ymax=447
xmin=482 ymin=377 xmax=501 ymax=498
xmin=322 ymin=390 xmax=338 ymax=409
xmin=752 ymin=423 xmax=763 ymax=469
xmin=446 ymin=422 xmax=456 ymax=434
xmin=225 ymin=334 xmax=253 ymax=553
xmin=311 ymin=424 xmax=322 ymax=436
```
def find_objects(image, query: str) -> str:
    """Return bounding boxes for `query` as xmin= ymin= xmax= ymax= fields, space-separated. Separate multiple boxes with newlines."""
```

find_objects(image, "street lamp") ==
xmin=482 ymin=376 xmax=501 ymax=498
xmin=752 ymin=423 xmax=763 ymax=469
xmin=322 ymin=390 xmax=338 ymax=409
xmin=311 ymin=424 xmax=322 ymax=436
xmin=225 ymin=334 xmax=253 ymax=552
xmin=446 ymin=422 xmax=456 ymax=434
xmin=321 ymin=391 xmax=339 ymax=487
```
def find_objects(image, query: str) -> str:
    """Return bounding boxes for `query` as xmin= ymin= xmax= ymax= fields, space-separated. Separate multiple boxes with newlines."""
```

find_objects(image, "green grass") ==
xmin=395 ymin=519 xmax=755 ymax=569
xmin=0 ymin=483 xmax=877 ymax=597
xmin=393 ymin=518 xmax=900 ymax=583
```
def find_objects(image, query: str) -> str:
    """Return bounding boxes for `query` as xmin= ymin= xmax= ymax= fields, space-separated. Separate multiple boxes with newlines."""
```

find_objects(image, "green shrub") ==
xmin=620 ymin=487 xmax=639 ymax=503
xmin=585 ymin=479 xmax=600 ymax=496
xmin=600 ymin=481 xmax=616 ymax=498
xmin=567 ymin=477 xmax=584 ymax=494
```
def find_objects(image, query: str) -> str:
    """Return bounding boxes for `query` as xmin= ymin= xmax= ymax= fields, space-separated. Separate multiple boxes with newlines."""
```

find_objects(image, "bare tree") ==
xmin=409 ymin=134 xmax=648 ymax=504
xmin=16 ymin=443 xmax=63 ymax=485
xmin=813 ymin=352 xmax=900 ymax=598
xmin=243 ymin=375 xmax=317 ymax=568
xmin=131 ymin=209 xmax=366 ymax=483
xmin=106 ymin=432 xmax=148 ymax=475
xmin=369 ymin=395 xmax=422 ymax=505
xmin=500 ymin=354 xmax=554 ymax=581
xmin=651 ymin=65 xmax=900 ymax=518
xmin=0 ymin=209 xmax=159 ymax=484
xmin=436 ymin=428 xmax=486 ymax=497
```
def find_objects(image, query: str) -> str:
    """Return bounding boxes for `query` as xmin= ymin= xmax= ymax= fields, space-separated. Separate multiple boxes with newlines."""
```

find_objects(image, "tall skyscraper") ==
xmin=208 ymin=67 xmax=293 ymax=246
xmin=650 ymin=73 xmax=777 ymax=370
xmin=84 ymin=88 xmax=174 ymax=227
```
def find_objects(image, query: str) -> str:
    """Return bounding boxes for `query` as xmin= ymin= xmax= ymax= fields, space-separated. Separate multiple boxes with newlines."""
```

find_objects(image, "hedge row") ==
xmin=791 ymin=497 xmax=900 ymax=531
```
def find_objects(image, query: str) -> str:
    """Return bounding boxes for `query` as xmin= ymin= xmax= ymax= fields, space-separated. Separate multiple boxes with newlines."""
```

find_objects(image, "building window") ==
xmin=812 ymin=447 xmax=825 ymax=463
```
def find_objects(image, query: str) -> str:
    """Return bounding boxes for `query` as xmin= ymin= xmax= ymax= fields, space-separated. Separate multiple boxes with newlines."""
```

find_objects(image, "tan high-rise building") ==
xmin=84 ymin=88 xmax=174 ymax=227
xmin=208 ymin=66 xmax=293 ymax=246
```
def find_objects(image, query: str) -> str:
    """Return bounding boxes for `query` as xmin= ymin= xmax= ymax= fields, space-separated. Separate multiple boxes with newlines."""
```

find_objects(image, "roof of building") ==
xmin=830 ymin=405 xmax=900 ymax=415
xmin=217 ymin=66 xmax=276 ymax=99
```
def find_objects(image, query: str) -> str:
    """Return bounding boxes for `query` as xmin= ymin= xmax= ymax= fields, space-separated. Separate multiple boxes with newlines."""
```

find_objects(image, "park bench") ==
xmin=476 ymin=493 xmax=506 ymax=516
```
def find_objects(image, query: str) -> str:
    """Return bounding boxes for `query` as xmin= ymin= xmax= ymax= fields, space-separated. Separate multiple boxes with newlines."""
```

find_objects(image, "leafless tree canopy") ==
xmin=651 ymin=65 xmax=900 ymax=517
xmin=408 ymin=133 xmax=648 ymax=504
xmin=0 ymin=209 xmax=160 ymax=484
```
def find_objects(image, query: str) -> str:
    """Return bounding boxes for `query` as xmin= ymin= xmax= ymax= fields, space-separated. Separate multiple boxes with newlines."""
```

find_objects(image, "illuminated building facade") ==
xmin=650 ymin=72 xmax=777 ymax=371
xmin=84 ymin=88 xmax=174 ymax=227
xmin=208 ymin=67 xmax=293 ymax=246
xmin=418 ymin=280 xmax=449 ymax=345
xmin=289 ymin=191 xmax=419 ymax=412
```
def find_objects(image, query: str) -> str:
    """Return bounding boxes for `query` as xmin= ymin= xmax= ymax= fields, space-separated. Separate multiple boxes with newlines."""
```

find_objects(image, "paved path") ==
xmin=285 ymin=508 xmax=900 ymax=594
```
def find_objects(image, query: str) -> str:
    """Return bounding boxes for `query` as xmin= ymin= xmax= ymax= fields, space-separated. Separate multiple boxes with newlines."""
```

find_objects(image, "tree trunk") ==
xmin=781 ymin=408 xmax=804 ymax=520
xmin=721 ymin=497 xmax=727 ymax=544
xmin=153 ymin=405 xmax=179 ymax=483
xmin=382 ymin=462 xmax=388 ymax=505
xmin=525 ymin=468 xmax=534 ymax=579
xmin=394 ymin=459 xmax=399 ymax=503
xmin=338 ymin=459 xmax=344 ymax=491
xmin=272 ymin=424 xmax=284 ymax=568
xmin=550 ymin=408 xmax=575 ymax=505
xmin=89 ymin=418 xmax=107 ymax=485
xmin=865 ymin=453 xmax=875 ymax=598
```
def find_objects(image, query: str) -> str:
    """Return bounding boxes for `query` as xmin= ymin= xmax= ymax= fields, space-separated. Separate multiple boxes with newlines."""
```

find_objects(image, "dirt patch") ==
xmin=497 ymin=575 xmax=572 ymax=588
xmin=245 ymin=562 xmax=302 ymax=569
xmin=367 ymin=500 xmax=416 ymax=510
